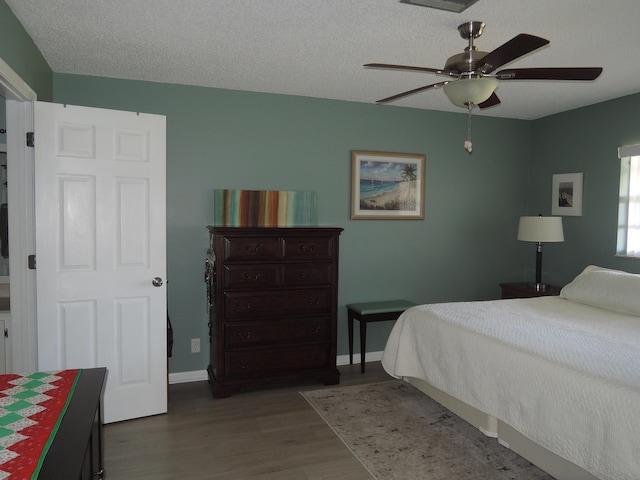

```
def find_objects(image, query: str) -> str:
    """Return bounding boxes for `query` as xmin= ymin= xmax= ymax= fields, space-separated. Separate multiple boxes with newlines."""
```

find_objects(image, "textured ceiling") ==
xmin=6 ymin=0 xmax=640 ymax=120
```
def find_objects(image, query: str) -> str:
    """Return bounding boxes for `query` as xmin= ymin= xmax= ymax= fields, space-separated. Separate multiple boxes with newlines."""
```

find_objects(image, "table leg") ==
xmin=348 ymin=310 xmax=354 ymax=365
xmin=360 ymin=320 xmax=367 ymax=373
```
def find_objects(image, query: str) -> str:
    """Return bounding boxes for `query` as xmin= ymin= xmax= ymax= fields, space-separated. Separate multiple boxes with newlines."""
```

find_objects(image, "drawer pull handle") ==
xmin=238 ymin=331 xmax=252 ymax=339
xmin=246 ymin=245 xmax=262 ymax=254
xmin=238 ymin=362 xmax=251 ymax=369
xmin=300 ymin=244 xmax=315 ymax=253
xmin=237 ymin=302 xmax=253 ymax=310
xmin=299 ymin=271 xmax=312 ymax=279
xmin=244 ymin=272 xmax=261 ymax=280
xmin=309 ymin=326 xmax=321 ymax=334
xmin=306 ymin=298 xmax=321 ymax=306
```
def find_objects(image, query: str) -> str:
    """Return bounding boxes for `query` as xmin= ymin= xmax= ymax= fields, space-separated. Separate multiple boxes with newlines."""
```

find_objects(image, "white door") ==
xmin=34 ymin=102 xmax=167 ymax=423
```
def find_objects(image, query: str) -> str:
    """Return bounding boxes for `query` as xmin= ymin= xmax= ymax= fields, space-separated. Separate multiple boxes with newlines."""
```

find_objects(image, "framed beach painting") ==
xmin=351 ymin=150 xmax=425 ymax=220
xmin=551 ymin=172 xmax=583 ymax=216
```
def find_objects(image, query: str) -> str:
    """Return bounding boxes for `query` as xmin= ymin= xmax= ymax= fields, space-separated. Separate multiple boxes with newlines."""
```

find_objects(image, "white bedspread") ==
xmin=381 ymin=296 xmax=640 ymax=480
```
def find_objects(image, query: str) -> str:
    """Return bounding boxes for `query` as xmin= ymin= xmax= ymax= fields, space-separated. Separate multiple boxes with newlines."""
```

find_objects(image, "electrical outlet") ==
xmin=190 ymin=338 xmax=200 ymax=353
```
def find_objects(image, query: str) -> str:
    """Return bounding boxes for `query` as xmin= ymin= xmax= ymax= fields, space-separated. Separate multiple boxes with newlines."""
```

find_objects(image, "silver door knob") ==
xmin=152 ymin=277 xmax=163 ymax=287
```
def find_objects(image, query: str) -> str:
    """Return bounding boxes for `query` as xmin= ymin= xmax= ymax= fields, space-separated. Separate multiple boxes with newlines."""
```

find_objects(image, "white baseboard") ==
xmin=336 ymin=350 xmax=383 ymax=366
xmin=169 ymin=350 xmax=384 ymax=385
xmin=169 ymin=369 xmax=208 ymax=384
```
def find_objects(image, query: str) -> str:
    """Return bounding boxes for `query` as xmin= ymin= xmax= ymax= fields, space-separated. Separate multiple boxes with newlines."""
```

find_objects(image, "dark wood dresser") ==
xmin=206 ymin=227 xmax=343 ymax=398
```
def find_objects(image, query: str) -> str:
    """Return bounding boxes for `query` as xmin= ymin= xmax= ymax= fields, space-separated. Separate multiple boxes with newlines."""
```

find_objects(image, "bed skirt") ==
xmin=406 ymin=376 xmax=600 ymax=480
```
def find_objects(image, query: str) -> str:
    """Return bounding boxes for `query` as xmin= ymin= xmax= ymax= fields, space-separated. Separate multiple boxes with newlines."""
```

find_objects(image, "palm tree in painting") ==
xmin=399 ymin=163 xmax=417 ymax=209
xmin=401 ymin=164 xmax=417 ymax=182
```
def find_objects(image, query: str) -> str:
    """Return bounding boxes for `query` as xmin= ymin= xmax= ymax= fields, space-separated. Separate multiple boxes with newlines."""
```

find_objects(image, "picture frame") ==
xmin=351 ymin=150 xmax=425 ymax=220
xmin=551 ymin=172 xmax=583 ymax=216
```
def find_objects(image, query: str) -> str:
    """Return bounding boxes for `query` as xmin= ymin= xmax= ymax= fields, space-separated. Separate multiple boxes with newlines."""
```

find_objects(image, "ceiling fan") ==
xmin=365 ymin=21 xmax=603 ymax=152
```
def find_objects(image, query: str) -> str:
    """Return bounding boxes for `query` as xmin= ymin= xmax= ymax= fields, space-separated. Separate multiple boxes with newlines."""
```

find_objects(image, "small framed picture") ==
xmin=552 ymin=172 xmax=583 ymax=216
xmin=351 ymin=150 xmax=425 ymax=220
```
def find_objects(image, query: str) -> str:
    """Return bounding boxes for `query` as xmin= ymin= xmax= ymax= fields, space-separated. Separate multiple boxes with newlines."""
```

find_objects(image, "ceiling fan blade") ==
xmin=478 ymin=92 xmax=501 ymax=109
xmin=365 ymin=63 xmax=446 ymax=75
xmin=495 ymin=67 xmax=603 ymax=81
xmin=479 ymin=34 xmax=549 ymax=73
xmin=376 ymin=81 xmax=449 ymax=103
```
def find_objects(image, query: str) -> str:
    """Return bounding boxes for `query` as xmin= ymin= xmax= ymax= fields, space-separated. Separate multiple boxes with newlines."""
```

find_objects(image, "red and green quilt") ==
xmin=0 ymin=370 xmax=80 ymax=480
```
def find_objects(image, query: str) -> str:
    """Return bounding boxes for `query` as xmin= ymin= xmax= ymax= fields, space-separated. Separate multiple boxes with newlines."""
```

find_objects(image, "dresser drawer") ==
xmin=224 ymin=288 xmax=332 ymax=318
xmin=222 ymin=236 xmax=281 ymax=261
xmin=225 ymin=316 xmax=330 ymax=348
xmin=223 ymin=264 xmax=280 ymax=289
xmin=225 ymin=345 xmax=330 ymax=377
xmin=283 ymin=263 xmax=333 ymax=286
xmin=283 ymin=236 xmax=334 ymax=260
xmin=223 ymin=263 xmax=332 ymax=288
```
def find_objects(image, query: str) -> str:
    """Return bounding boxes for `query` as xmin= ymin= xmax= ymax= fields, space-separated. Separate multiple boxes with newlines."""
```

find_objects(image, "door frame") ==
xmin=0 ymin=57 xmax=38 ymax=373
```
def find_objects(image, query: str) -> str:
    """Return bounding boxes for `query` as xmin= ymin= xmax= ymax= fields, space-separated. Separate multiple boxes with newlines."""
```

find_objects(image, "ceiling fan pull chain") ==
xmin=465 ymin=103 xmax=473 ymax=153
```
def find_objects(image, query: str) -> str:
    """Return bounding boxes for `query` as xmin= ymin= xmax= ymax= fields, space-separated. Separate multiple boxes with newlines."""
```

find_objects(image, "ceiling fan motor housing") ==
xmin=445 ymin=21 xmax=488 ymax=73
xmin=445 ymin=51 xmax=489 ymax=74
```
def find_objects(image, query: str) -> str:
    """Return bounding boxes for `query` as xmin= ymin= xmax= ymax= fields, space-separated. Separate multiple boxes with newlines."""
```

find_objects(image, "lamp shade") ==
xmin=517 ymin=216 xmax=564 ymax=243
xmin=443 ymin=77 xmax=498 ymax=107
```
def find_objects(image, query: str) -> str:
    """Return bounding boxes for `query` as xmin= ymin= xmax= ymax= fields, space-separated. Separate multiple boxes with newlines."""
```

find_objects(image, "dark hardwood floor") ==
xmin=104 ymin=362 xmax=392 ymax=479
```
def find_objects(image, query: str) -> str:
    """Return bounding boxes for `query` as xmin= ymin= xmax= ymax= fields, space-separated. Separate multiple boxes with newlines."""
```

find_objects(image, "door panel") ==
xmin=59 ymin=175 xmax=96 ymax=270
xmin=59 ymin=300 xmax=98 ymax=366
xmin=35 ymin=102 xmax=166 ymax=423
xmin=117 ymin=296 xmax=149 ymax=384
xmin=117 ymin=178 xmax=149 ymax=267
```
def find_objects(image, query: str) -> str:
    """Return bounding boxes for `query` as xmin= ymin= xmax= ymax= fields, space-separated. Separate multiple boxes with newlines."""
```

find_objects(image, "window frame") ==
xmin=617 ymin=144 xmax=640 ymax=258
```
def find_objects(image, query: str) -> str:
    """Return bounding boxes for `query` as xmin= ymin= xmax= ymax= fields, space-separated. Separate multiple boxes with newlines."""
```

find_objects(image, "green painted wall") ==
xmin=0 ymin=0 xmax=53 ymax=100
xmin=530 ymin=93 xmax=640 ymax=284
xmin=53 ymin=74 xmax=532 ymax=373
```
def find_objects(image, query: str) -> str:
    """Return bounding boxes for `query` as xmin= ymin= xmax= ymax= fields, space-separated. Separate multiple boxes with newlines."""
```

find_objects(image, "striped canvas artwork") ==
xmin=213 ymin=189 xmax=318 ymax=226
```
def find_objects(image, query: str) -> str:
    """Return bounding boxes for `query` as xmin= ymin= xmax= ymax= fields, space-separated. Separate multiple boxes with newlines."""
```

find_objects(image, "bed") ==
xmin=381 ymin=265 xmax=640 ymax=480
xmin=0 ymin=367 xmax=106 ymax=479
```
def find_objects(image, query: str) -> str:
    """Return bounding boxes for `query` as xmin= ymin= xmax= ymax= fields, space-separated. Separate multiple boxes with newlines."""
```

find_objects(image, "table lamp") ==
xmin=517 ymin=215 xmax=564 ymax=291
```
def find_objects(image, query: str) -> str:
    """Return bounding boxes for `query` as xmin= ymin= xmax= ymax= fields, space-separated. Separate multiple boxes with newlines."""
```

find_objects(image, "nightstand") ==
xmin=499 ymin=282 xmax=562 ymax=299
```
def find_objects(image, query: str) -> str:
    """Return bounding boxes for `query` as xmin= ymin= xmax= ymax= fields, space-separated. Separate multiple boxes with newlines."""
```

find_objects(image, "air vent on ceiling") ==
xmin=399 ymin=0 xmax=480 ymax=13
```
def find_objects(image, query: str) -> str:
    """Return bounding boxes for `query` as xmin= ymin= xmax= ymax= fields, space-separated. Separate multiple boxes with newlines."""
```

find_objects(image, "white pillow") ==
xmin=560 ymin=265 xmax=640 ymax=316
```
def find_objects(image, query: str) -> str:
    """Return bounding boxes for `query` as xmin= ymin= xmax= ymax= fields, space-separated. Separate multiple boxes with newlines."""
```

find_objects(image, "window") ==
xmin=617 ymin=144 xmax=640 ymax=257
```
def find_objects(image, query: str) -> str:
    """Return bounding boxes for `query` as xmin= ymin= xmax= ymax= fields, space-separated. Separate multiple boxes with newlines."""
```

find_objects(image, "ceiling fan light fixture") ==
xmin=443 ymin=77 xmax=497 ymax=107
xmin=399 ymin=0 xmax=480 ymax=13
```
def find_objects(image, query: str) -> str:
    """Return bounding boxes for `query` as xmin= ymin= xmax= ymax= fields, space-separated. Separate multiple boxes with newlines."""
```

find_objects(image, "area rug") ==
xmin=301 ymin=380 xmax=555 ymax=480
